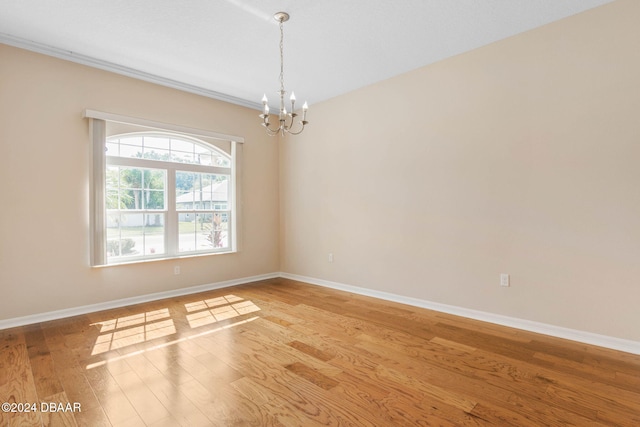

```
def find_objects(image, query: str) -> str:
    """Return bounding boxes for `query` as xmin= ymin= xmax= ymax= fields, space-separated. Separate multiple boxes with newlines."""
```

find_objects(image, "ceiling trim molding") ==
xmin=1 ymin=32 xmax=262 ymax=111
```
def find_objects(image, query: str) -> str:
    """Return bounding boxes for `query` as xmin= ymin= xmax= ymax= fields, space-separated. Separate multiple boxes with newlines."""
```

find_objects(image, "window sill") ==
xmin=92 ymin=250 xmax=237 ymax=268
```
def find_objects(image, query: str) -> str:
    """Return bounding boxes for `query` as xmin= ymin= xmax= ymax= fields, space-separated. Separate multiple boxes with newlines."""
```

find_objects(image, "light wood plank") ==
xmin=0 ymin=330 xmax=43 ymax=427
xmin=40 ymin=391 xmax=79 ymax=427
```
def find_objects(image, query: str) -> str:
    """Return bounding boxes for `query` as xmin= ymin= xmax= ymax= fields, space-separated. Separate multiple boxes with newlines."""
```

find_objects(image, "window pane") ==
xmin=196 ymin=153 xmax=213 ymax=166
xmin=176 ymin=190 xmax=194 ymax=209
xmin=172 ymin=151 xmax=194 ymax=164
xmin=212 ymin=213 xmax=229 ymax=249
xmin=144 ymin=169 xmax=165 ymax=190
xmin=194 ymin=144 xmax=214 ymax=166
xmin=106 ymin=166 xmax=120 ymax=209
xmin=177 ymin=211 xmax=230 ymax=253
xmin=214 ymin=155 xmax=231 ymax=168
xmin=120 ymin=168 xmax=142 ymax=189
xmin=194 ymin=143 xmax=210 ymax=154
xmin=120 ymin=189 xmax=138 ymax=209
xmin=120 ymin=213 xmax=144 ymax=256
xmin=108 ymin=167 xmax=166 ymax=211
xmin=179 ymin=212 xmax=228 ymax=252
xmin=176 ymin=171 xmax=229 ymax=211
xmin=171 ymin=139 xmax=194 ymax=153
xmin=212 ymin=176 xmax=228 ymax=205
xmin=106 ymin=190 xmax=119 ymax=209
xmin=106 ymin=214 xmax=121 ymax=243
xmin=106 ymin=213 xmax=166 ymax=261
xmin=119 ymin=144 xmax=143 ymax=158
xmin=144 ymin=214 xmax=165 ymax=255
xmin=120 ymin=136 xmax=143 ymax=147
xmin=106 ymin=213 xmax=143 ymax=260
xmin=144 ymin=189 xmax=165 ymax=210
xmin=106 ymin=166 xmax=119 ymax=185
xmin=142 ymin=148 xmax=170 ymax=161
xmin=176 ymin=171 xmax=195 ymax=192
xmin=144 ymin=136 xmax=170 ymax=150
xmin=142 ymin=169 xmax=165 ymax=210
xmin=195 ymin=213 xmax=214 ymax=250
xmin=178 ymin=214 xmax=196 ymax=253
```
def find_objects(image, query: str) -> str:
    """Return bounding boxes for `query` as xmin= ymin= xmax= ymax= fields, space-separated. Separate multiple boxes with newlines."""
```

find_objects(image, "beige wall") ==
xmin=0 ymin=44 xmax=280 ymax=320
xmin=280 ymin=0 xmax=640 ymax=341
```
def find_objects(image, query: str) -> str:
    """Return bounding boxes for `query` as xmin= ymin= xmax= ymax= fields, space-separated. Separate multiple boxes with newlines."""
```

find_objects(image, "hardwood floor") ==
xmin=1 ymin=277 xmax=639 ymax=426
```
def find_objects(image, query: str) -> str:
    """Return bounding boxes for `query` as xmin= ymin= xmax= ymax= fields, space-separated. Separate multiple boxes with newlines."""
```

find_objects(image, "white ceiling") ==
xmin=0 ymin=0 xmax=614 ymax=111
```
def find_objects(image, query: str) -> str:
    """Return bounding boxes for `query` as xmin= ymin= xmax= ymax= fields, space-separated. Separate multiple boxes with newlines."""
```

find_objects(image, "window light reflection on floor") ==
xmin=89 ymin=296 xmax=261 ymax=356
xmin=86 ymin=316 xmax=260 ymax=370
xmin=90 ymin=308 xmax=176 ymax=355
xmin=185 ymin=295 xmax=261 ymax=328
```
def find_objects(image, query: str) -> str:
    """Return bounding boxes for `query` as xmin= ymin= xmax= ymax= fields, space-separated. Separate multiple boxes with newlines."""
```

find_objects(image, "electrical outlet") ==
xmin=500 ymin=273 xmax=510 ymax=287
xmin=174 ymin=266 xmax=181 ymax=275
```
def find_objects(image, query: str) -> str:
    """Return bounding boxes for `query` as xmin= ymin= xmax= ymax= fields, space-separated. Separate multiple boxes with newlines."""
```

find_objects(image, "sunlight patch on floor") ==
xmin=185 ymin=295 xmax=260 ymax=328
xmin=85 ymin=316 xmax=259 ymax=370
xmin=90 ymin=309 xmax=176 ymax=355
xmin=87 ymin=295 xmax=261 ymax=359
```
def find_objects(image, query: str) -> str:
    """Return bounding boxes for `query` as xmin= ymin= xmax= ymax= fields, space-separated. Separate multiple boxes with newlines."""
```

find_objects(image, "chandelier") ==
xmin=260 ymin=12 xmax=308 ymax=136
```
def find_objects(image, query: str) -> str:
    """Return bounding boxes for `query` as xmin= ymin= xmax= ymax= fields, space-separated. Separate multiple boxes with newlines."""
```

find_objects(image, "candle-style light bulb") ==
xmin=302 ymin=101 xmax=308 ymax=111
xmin=262 ymin=94 xmax=268 ymax=104
xmin=290 ymin=92 xmax=296 ymax=102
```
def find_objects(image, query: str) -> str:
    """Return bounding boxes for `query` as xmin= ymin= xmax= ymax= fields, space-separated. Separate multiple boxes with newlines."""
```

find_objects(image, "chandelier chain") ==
xmin=279 ymin=18 xmax=285 ymax=98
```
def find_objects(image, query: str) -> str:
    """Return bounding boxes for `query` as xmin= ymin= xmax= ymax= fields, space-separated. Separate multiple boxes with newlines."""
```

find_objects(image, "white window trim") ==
xmin=84 ymin=109 xmax=245 ymax=143
xmin=86 ymin=110 xmax=244 ymax=266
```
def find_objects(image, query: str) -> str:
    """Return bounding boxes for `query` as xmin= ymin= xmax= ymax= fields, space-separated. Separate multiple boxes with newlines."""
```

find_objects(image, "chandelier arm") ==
xmin=285 ymin=120 xmax=307 ymax=135
xmin=261 ymin=116 xmax=283 ymax=136
xmin=284 ymin=113 xmax=294 ymax=131
xmin=263 ymin=125 xmax=281 ymax=137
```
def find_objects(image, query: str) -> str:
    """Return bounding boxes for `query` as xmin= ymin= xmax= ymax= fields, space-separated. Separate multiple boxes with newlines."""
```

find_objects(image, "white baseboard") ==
xmin=280 ymin=272 xmax=640 ymax=356
xmin=3 ymin=271 xmax=638 ymax=355
xmin=0 ymin=272 xmax=279 ymax=330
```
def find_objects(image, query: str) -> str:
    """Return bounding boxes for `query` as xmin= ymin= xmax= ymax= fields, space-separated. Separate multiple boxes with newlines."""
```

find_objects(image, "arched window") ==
xmin=87 ymin=111 xmax=242 ymax=265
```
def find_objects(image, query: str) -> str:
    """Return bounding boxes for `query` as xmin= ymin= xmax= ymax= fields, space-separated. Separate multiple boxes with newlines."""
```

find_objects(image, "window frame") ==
xmin=86 ymin=110 xmax=244 ymax=266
